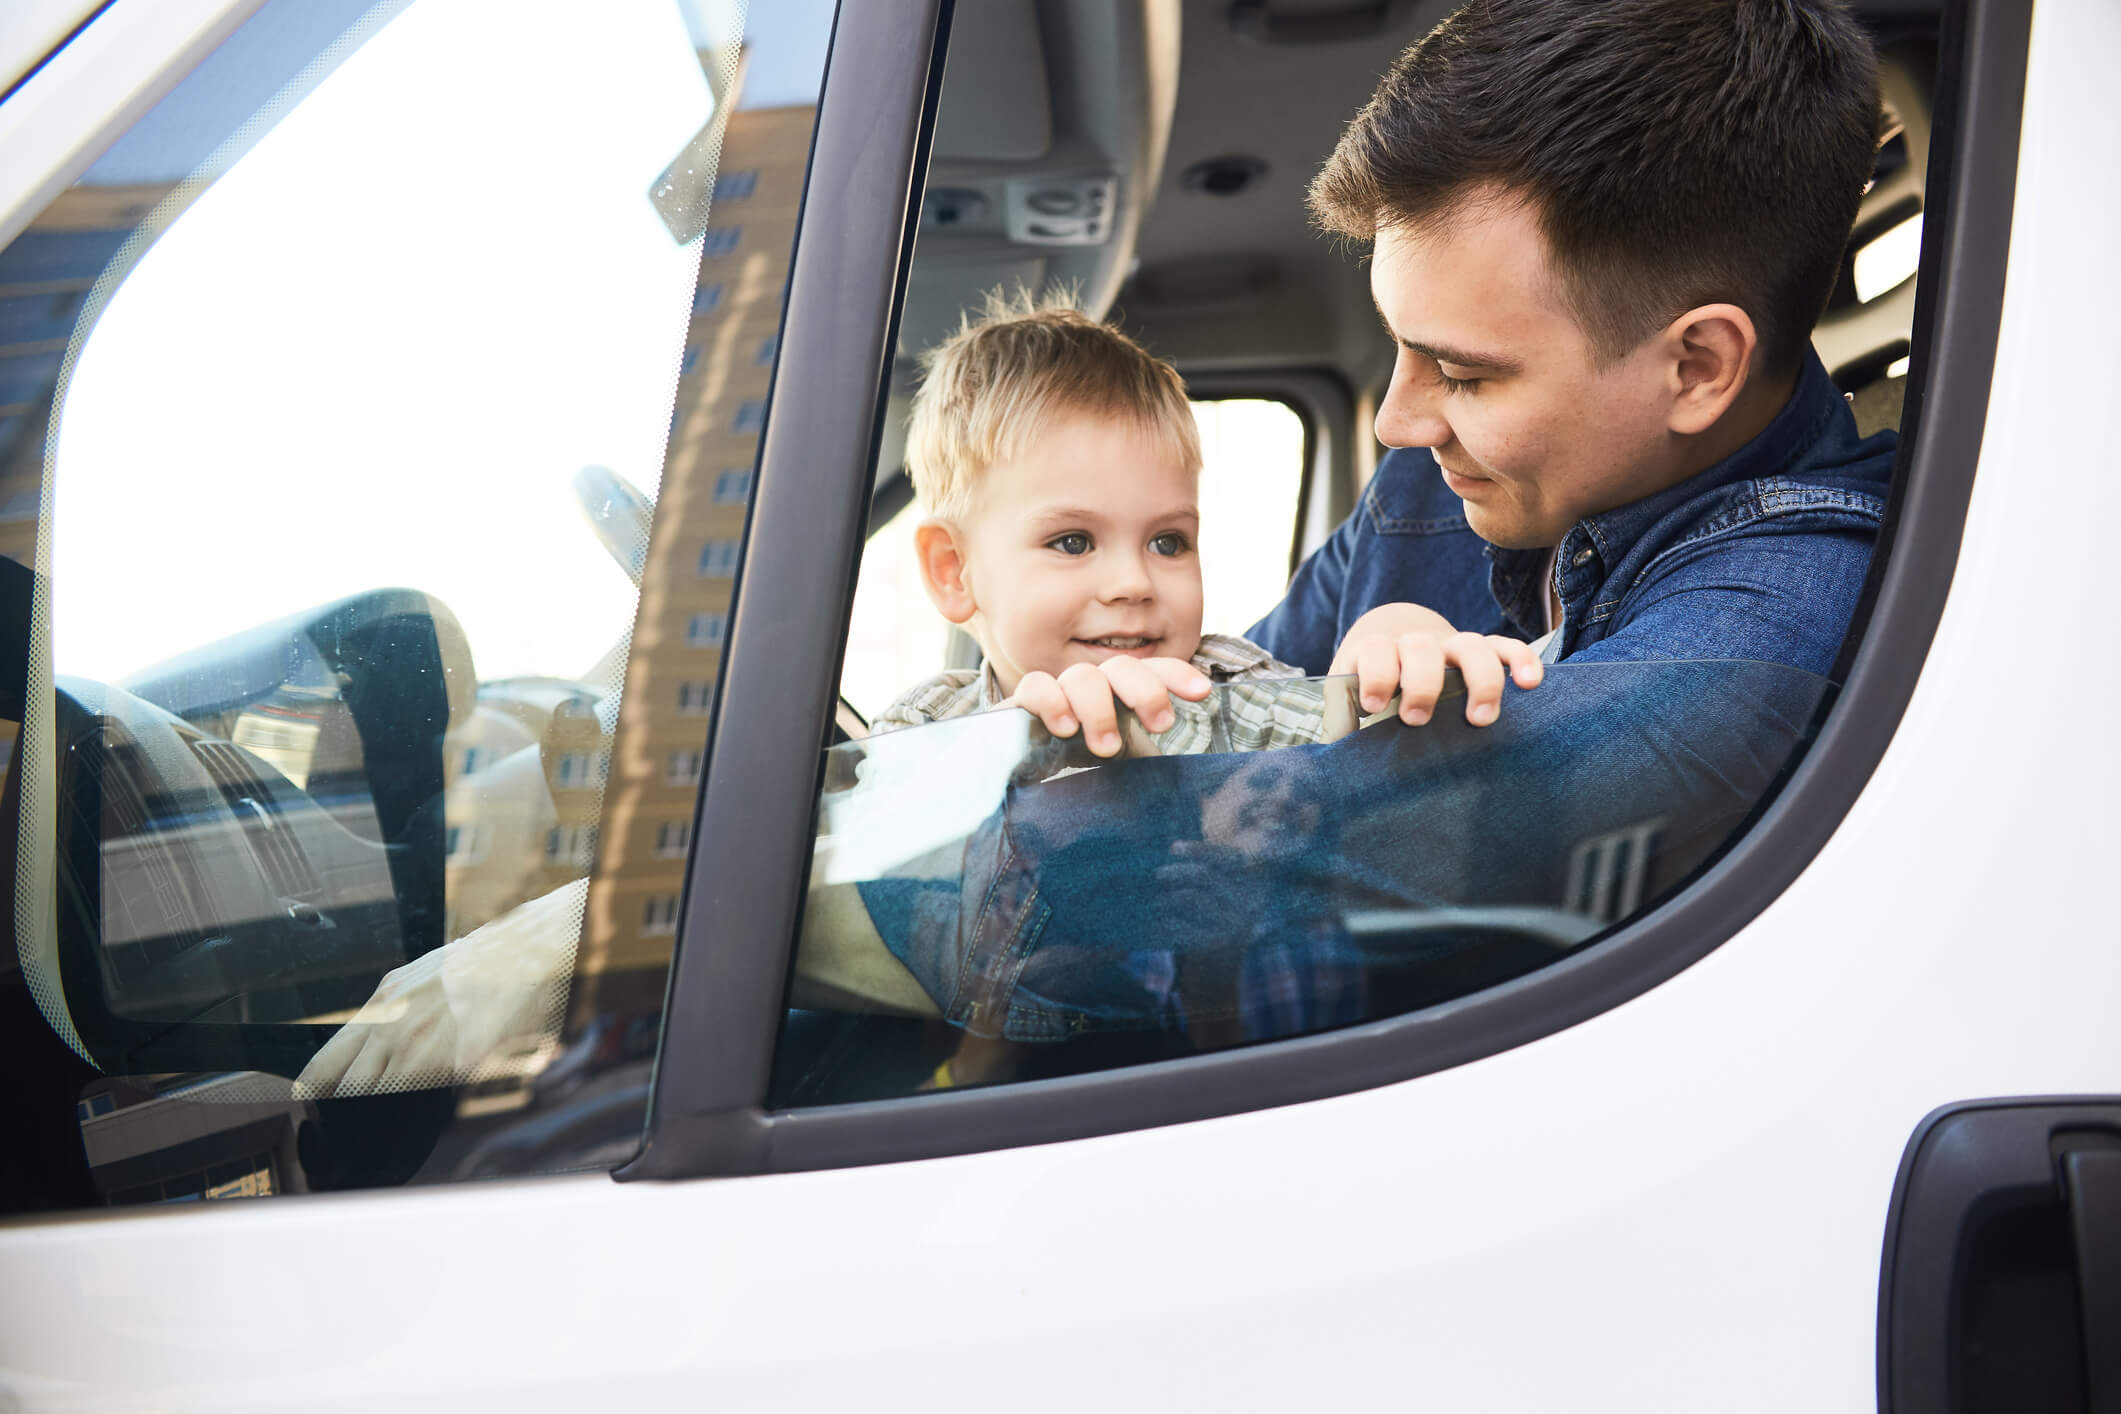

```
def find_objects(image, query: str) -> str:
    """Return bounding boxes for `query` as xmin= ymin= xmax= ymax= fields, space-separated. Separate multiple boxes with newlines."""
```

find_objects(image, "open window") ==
xmin=692 ymin=0 xmax=2026 ymax=1153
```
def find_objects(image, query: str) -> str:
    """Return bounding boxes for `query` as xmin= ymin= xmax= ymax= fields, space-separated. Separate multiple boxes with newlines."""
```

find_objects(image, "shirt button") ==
xmin=1571 ymin=547 xmax=1596 ymax=567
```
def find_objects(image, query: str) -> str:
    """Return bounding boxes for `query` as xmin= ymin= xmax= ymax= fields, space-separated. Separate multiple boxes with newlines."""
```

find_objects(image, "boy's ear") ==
xmin=913 ymin=518 xmax=978 ymax=625
xmin=1660 ymin=303 xmax=1757 ymax=436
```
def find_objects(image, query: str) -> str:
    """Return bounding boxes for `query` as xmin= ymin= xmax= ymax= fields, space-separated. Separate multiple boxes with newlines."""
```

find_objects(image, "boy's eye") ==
xmin=1048 ymin=531 xmax=1092 ymax=556
xmin=1148 ymin=531 xmax=1190 ymax=557
xmin=1437 ymin=368 xmax=1480 ymax=395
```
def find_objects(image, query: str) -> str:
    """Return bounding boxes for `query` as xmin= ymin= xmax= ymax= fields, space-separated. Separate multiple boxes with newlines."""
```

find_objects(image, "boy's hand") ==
xmin=1329 ymin=602 xmax=1544 ymax=727
xmin=1005 ymin=657 xmax=1212 ymax=757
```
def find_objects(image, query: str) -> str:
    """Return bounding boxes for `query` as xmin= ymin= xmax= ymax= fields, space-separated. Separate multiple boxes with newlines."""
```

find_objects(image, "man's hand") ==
xmin=1329 ymin=602 xmax=1544 ymax=726
xmin=293 ymin=877 xmax=586 ymax=1098
xmin=1003 ymin=656 xmax=1212 ymax=757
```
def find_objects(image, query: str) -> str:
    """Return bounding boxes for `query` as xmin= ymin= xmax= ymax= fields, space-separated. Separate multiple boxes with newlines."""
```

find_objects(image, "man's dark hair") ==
xmin=1312 ymin=0 xmax=1882 ymax=374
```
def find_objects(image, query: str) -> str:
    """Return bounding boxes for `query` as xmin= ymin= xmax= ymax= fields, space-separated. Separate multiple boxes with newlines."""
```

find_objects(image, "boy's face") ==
xmin=946 ymin=410 xmax=1205 ymax=697
xmin=1369 ymin=197 xmax=1681 ymax=550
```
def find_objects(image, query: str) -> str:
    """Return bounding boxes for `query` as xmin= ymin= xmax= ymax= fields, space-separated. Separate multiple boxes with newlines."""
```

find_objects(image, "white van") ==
xmin=1 ymin=0 xmax=2114 ymax=1409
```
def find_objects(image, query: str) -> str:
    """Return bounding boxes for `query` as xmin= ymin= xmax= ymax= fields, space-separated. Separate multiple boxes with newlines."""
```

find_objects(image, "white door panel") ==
xmin=0 ymin=0 xmax=105 ymax=100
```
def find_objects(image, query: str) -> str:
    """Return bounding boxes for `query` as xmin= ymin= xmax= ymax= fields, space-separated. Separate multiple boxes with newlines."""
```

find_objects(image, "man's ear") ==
xmin=1660 ymin=303 xmax=1757 ymax=436
xmin=913 ymin=518 xmax=978 ymax=625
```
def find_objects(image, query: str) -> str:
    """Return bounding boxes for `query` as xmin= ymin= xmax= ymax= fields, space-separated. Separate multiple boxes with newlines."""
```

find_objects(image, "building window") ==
xmin=457 ymin=746 xmax=489 ymax=776
xmin=687 ymin=612 xmax=726 ymax=648
xmin=702 ymin=226 xmax=741 ymax=256
xmin=655 ymin=820 xmax=691 ymax=858
xmin=666 ymin=749 xmax=703 ymax=786
xmin=713 ymin=468 xmax=751 ymax=503
xmin=697 ymin=539 xmax=741 ymax=578
xmin=754 ymin=333 xmax=777 ymax=365
xmin=641 ymin=895 xmax=679 ymax=936
xmin=545 ymin=823 xmax=598 ymax=867
xmin=677 ymin=681 xmax=714 ymax=716
xmin=554 ymin=751 xmax=606 ymax=787
xmin=692 ymin=281 xmax=722 ymax=314
xmin=679 ymin=344 xmax=701 ymax=375
xmin=713 ymin=169 xmax=757 ymax=200
xmin=732 ymin=400 xmax=767 ymax=433
xmin=444 ymin=823 xmax=485 ymax=864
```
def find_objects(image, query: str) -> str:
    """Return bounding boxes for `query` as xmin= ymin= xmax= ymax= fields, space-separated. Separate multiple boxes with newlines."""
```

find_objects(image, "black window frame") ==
xmin=620 ymin=0 xmax=2028 ymax=1181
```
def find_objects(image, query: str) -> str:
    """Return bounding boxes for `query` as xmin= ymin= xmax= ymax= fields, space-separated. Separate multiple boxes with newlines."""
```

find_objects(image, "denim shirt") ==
xmin=1250 ymin=350 xmax=1896 ymax=678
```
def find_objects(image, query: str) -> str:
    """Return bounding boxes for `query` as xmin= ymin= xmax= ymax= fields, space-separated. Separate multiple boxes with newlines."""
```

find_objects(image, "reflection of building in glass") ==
xmin=0 ymin=183 xmax=176 ymax=572
xmin=576 ymin=102 xmax=816 ymax=1021
xmin=78 ymin=1074 xmax=306 ymax=1205
xmin=442 ymin=677 xmax=604 ymax=942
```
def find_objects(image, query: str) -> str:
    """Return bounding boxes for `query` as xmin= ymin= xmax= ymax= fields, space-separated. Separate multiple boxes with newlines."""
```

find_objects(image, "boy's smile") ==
xmin=946 ymin=411 xmax=1205 ymax=696
xmin=1368 ymin=196 xmax=1685 ymax=551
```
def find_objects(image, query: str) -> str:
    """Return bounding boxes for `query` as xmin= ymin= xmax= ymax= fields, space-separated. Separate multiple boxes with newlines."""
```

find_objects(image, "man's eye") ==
xmin=1438 ymin=369 xmax=1480 ymax=394
xmin=1048 ymin=532 xmax=1092 ymax=555
xmin=1148 ymin=531 xmax=1190 ymax=557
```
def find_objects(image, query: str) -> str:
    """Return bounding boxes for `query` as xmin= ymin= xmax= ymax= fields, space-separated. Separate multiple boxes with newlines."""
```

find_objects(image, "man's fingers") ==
xmin=1056 ymin=663 xmax=1124 ymax=757
xmin=1445 ymin=630 xmax=1506 ymax=726
xmin=1395 ymin=632 xmax=1446 ymax=724
xmin=1490 ymin=635 xmax=1546 ymax=688
xmin=1010 ymin=672 xmax=1079 ymax=738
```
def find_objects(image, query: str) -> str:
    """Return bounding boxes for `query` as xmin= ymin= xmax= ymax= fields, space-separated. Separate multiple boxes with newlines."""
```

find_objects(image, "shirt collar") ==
xmin=1487 ymin=349 xmax=1846 ymax=642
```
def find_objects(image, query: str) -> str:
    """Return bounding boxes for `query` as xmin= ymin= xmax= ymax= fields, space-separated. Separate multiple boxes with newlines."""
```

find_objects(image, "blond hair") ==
xmin=906 ymin=288 xmax=1200 ymax=522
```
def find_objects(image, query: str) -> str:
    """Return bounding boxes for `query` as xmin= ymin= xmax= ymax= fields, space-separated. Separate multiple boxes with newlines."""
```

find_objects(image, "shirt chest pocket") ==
xmin=1351 ymin=466 xmax=1510 ymax=638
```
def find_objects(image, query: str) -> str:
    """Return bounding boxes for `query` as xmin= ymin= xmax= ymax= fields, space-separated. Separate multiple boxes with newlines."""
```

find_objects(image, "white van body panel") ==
xmin=0 ymin=0 xmax=263 ymax=252
xmin=0 ymin=0 xmax=104 ymax=101
xmin=0 ymin=0 xmax=2113 ymax=1409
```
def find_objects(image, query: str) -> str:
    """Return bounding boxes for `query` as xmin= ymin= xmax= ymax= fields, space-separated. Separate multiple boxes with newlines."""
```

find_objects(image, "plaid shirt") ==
xmin=871 ymin=632 xmax=1340 ymax=754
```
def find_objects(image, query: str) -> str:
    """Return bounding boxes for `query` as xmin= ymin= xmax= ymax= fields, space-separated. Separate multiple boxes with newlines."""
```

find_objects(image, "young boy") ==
xmin=872 ymin=293 xmax=1542 ymax=756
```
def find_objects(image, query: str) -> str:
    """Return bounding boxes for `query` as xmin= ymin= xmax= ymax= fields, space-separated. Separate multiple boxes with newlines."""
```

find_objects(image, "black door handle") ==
xmin=2064 ymin=1149 xmax=2121 ymax=1412
xmin=1880 ymin=1098 xmax=2121 ymax=1413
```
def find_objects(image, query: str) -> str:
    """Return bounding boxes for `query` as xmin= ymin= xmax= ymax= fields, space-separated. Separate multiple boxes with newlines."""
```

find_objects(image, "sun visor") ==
xmin=931 ymin=0 xmax=1052 ymax=162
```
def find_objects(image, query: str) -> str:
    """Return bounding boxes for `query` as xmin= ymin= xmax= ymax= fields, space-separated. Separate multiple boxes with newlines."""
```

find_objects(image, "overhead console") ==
xmin=881 ymin=0 xmax=1180 ymax=480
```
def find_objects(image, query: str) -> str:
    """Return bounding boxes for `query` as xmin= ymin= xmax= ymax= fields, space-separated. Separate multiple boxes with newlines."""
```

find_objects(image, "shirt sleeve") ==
xmin=869 ymin=671 xmax=981 ymax=735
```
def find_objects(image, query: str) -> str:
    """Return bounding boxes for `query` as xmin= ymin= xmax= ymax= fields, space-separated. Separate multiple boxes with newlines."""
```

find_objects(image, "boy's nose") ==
xmin=1098 ymin=549 xmax=1154 ymax=601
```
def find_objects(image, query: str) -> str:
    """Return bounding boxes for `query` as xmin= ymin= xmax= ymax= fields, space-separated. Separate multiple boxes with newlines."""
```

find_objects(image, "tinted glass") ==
xmin=777 ymin=662 xmax=1829 ymax=1101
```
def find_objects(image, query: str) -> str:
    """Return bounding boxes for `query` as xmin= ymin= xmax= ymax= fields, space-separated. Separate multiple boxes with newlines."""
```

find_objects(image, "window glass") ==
xmin=1192 ymin=399 xmax=1306 ymax=639
xmin=0 ymin=0 xmax=838 ymax=1213
xmin=780 ymin=662 xmax=1831 ymax=1100
xmin=778 ymin=10 xmax=1935 ymax=1109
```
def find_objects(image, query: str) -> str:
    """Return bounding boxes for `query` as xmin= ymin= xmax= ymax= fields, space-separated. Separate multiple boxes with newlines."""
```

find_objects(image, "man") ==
xmin=1255 ymin=0 xmax=1892 ymax=686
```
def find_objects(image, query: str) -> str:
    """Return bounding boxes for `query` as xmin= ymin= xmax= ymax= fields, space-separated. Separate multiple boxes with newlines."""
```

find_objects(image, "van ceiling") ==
xmin=890 ymin=0 xmax=1948 ymax=474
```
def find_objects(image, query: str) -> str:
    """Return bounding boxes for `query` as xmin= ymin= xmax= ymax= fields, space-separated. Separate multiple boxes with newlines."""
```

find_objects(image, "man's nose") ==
xmin=1374 ymin=356 xmax=1451 ymax=449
